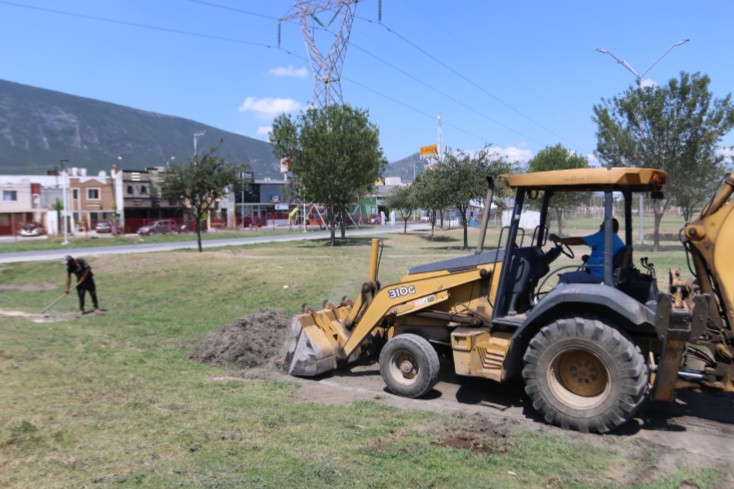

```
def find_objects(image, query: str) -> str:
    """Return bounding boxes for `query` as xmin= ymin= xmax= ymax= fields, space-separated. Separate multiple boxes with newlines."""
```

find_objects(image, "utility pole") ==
xmin=193 ymin=131 xmax=205 ymax=158
xmin=437 ymin=114 xmax=443 ymax=160
xmin=60 ymin=159 xmax=69 ymax=245
xmin=280 ymin=0 xmax=358 ymax=107
xmin=595 ymin=39 xmax=690 ymax=245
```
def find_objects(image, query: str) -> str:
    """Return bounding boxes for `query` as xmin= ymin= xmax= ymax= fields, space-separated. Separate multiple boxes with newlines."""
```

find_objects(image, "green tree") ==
xmin=593 ymin=71 xmax=734 ymax=249
xmin=385 ymin=184 xmax=418 ymax=234
xmin=526 ymin=144 xmax=590 ymax=235
xmin=270 ymin=104 xmax=386 ymax=245
xmin=161 ymin=141 xmax=239 ymax=252
xmin=412 ymin=168 xmax=450 ymax=239
xmin=439 ymin=146 xmax=516 ymax=249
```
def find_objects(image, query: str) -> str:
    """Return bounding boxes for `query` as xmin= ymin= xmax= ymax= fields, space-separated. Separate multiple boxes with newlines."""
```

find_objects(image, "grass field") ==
xmin=0 ymin=223 xmax=726 ymax=488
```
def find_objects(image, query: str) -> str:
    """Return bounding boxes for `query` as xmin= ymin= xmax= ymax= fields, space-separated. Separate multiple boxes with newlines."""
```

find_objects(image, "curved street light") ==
xmin=595 ymin=39 xmax=690 ymax=88
xmin=595 ymin=39 xmax=690 ymax=244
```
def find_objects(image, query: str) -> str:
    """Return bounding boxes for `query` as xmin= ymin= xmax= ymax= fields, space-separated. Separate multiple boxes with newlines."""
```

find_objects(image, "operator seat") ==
xmin=559 ymin=245 xmax=631 ymax=285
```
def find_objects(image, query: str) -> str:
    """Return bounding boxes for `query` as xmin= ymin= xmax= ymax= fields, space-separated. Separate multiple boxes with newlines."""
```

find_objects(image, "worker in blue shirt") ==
xmin=549 ymin=218 xmax=624 ymax=284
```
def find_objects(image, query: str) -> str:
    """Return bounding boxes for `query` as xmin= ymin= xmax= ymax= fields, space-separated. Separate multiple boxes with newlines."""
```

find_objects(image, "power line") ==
xmin=356 ymin=15 xmax=582 ymax=152
xmin=184 ymin=0 xmax=283 ymax=21
xmin=0 ymin=0 xmax=517 ymax=152
xmin=169 ymin=0 xmax=566 ymax=148
xmin=0 ymin=0 xmax=290 ymax=52
xmin=346 ymin=41 xmax=541 ymax=144
xmin=343 ymin=75 xmax=489 ymax=144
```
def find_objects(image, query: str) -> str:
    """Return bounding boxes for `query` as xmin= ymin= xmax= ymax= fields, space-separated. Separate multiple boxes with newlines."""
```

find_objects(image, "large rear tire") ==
xmin=379 ymin=334 xmax=440 ymax=398
xmin=522 ymin=316 xmax=649 ymax=433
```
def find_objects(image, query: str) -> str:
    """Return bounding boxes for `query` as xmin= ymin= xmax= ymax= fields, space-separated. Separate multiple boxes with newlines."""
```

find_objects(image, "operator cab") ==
xmin=491 ymin=168 xmax=666 ymax=322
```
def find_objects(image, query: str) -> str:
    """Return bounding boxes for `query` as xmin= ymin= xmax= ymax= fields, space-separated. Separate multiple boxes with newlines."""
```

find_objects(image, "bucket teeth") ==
xmin=284 ymin=304 xmax=353 ymax=377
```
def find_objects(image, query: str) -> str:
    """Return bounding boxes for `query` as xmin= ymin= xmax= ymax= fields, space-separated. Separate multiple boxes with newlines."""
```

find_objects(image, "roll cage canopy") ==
xmin=505 ymin=167 xmax=668 ymax=193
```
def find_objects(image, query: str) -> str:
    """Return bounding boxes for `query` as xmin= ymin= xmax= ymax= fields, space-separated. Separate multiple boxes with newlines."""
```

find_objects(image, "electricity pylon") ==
xmin=281 ymin=0 xmax=359 ymax=107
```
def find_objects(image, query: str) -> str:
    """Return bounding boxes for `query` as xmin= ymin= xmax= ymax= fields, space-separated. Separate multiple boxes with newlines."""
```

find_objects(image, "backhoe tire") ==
xmin=380 ymin=334 xmax=440 ymax=398
xmin=522 ymin=316 xmax=649 ymax=433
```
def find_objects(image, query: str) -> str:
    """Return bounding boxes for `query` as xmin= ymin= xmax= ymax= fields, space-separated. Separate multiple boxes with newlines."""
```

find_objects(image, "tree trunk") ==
xmin=340 ymin=206 xmax=346 ymax=239
xmin=652 ymin=199 xmax=669 ymax=252
xmin=459 ymin=206 xmax=469 ymax=249
xmin=329 ymin=204 xmax=336 ymax=246
xmin=555 ymin=208 xmax=564 ymax=235
xmin=195 ymin=212 xmax=203 ymax=252
xmin=402 ymin=210 xmax=412 ymax=234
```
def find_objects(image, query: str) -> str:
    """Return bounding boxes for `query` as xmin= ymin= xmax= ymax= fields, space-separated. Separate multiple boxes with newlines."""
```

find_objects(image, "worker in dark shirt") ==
xmin=65 ymin=256 xmax=100 ymax=314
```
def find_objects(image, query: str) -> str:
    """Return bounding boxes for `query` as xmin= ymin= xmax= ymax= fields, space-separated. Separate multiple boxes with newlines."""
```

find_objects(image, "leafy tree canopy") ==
xmin=270 ymin=103 xmax=386 ymax=245
xmin=161 ymin=140 xmax=240 ymax=252
xmin=526 ymin=144 xmax=590 ymax=234
xmin=434 ymin=145 xmax=516 ymax=248
xmin=593 ymin=71 xmax=734 ymax=248
xmin=385 ymin=184 xmax=418 ymax=234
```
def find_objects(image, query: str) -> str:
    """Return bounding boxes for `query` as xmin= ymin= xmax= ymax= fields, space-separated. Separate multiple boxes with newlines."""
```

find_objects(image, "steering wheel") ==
xmin=552 ymin=239 xmax=575 ymax=259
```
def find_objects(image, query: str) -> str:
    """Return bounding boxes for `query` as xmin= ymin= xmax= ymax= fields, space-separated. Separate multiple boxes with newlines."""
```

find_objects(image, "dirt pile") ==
xmin=190 ymin=308 xmax=292 ymax=370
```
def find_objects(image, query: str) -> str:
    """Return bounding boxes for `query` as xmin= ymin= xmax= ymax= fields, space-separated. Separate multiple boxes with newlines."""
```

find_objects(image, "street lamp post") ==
xmin=241 ymin=170 xmax=246 ymax=230
xmin=240 ymin=169 xmax=254 ymax=230
xmin=114 ymin=156 xmax=124 ymax=234
xmin=595 ymin=39 xmax=690 ymax=244
xmin=59 ymin=159 xmax=69 ymax=245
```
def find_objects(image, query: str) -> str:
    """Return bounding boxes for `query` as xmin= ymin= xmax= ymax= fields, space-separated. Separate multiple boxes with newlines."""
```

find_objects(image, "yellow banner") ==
xmin=419 ymin=144 xmax=438 ymax=157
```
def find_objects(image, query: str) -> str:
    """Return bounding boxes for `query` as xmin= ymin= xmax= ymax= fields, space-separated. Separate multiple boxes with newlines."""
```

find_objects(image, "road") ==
xmin=0 ymin=224 xmax=426 ymax=264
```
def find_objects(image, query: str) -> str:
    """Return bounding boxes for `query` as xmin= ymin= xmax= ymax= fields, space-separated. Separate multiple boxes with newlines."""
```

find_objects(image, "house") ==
xmin=0 ymin=177 xmax=39 ymax=235
xmin=121 ymin=167 xmax=182 ymax=233
xmin=66 ymin=168 xmax=116 ymax=232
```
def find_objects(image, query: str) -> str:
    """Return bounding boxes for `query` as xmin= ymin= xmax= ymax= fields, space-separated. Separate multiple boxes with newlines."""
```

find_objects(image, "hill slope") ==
xmin=0 ymin=79 xmax=282 ymax=178
xmin=384 ymin=152 xmax=430 ymax=182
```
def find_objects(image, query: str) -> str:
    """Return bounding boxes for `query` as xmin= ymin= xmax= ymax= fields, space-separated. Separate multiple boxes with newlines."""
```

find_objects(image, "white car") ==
xmin=20 ymin=223 xmax=45 ymax=237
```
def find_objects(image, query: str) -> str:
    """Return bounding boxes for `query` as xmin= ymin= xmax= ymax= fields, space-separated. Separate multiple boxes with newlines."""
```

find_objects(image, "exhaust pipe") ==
xmin=476 ymin=176 xmax=495 ymax=254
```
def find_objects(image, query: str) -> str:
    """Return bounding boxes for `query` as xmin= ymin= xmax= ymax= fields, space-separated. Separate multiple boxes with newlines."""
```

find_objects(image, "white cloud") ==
xmin=640 ymin=78 xmax=657 ymax=89
xmin=490 ymin=146 xmax=534 ymax=163
xmin=269 ymin=65 xmax=308 ymax=78
xmin=238 ymin=97 xmax=303 ymax=119
xmin=256 ymin=126 xmax=272 ymax=137
xmin=587 ymin=153 xmax=602 ymax=167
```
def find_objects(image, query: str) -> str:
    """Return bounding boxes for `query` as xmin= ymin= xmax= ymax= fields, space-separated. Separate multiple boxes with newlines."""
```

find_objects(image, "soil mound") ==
xmin=191 ymin=308 xmax=291 ymax=370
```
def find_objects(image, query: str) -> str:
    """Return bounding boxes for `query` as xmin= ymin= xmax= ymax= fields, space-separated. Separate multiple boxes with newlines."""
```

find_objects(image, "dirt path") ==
xmin=192 ymin=307 xmax=734 ymax=485
xmin=0 ymin=308 xmax=79 ymax=323
xmin=280 ymin=362 xmax=734 ymax=486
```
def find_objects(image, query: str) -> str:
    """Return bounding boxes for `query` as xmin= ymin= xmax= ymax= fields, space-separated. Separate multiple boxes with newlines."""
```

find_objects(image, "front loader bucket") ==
xmin=284 ymin=306 xmax=354 ymax=377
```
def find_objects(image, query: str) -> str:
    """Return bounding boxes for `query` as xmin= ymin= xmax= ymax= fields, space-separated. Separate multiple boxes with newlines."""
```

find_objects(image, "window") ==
xmin=2 ymin=190 xmax=17 ymax=201
xmin=140 ymin=186 xmax=147 ymax=194
xmin=72 ymin=189 xmax=79 ymax=200
xmin=127 ymin=185 xmax=134 ymax=195
xmin=87 ymin=188 xmax=100 ymax=200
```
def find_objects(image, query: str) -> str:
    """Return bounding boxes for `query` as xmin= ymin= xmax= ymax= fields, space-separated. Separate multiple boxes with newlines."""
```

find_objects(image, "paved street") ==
xmin=0 ymin=224 xmax=428 ymax=264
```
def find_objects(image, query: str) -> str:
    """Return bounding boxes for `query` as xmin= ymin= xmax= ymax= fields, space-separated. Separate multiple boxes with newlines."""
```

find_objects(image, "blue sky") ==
xmin=2 ymin=0 xmax=733 ymax=166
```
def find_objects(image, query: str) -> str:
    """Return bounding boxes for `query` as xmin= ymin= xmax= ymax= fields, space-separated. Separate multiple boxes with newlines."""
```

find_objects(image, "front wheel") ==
xmin=522 ymin=316 xmax=649 ymax=433
xmin=379 ymin=334 xmax=440 ymax=398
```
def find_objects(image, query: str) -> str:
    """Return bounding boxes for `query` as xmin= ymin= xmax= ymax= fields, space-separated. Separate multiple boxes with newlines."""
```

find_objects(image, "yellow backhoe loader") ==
xmin=284 ymin=167 xmax=734 ymax=433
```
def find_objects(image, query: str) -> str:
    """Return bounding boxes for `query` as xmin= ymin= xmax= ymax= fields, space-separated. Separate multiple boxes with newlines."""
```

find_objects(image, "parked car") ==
xmin=136 ymin=219 xmax=180 ymax=236
xmin=95 ymin=219 xmax=113 ymax=234
xmin=20 ymin=222 xmax=45 ymax=237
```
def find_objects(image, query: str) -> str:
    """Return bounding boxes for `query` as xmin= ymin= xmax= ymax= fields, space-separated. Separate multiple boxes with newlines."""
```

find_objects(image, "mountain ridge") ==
xmin=0 ymin=79 xmax=415 ymax=180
